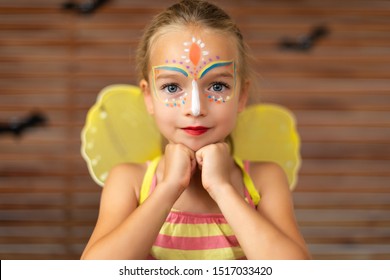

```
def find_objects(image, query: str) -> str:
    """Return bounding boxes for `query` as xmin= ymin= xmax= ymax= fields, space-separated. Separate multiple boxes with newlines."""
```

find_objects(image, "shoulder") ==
xmin=94 ymin=162 xmax=148 ymax=229
xmin=246 ymin=161 xmax=290 ymax=197
xmin=81 ymin=162 xmax=148 ymax=256
xmin=103 ymin=162 xmax=147 ymax=202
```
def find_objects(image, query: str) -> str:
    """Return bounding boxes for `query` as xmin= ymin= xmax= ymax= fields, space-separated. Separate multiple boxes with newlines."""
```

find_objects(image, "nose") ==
xmin=191 ymin=80 xmax=200 ymax=116
xmin=183 ymin=80 xmax=208 ymax=117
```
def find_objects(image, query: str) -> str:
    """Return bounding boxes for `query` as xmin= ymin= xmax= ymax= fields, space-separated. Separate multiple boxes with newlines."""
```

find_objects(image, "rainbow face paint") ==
xmin=151 ymin=36 xmax=237 ymax=115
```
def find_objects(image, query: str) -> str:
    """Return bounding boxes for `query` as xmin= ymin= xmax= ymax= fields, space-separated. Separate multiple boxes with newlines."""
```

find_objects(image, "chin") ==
xmin=172 ymin=141 xmax=201 ymax=152
xmin=180 ymin=138 xmax=224 ymax=152
xmin=188 ymin=143 xmax=206 ymax=152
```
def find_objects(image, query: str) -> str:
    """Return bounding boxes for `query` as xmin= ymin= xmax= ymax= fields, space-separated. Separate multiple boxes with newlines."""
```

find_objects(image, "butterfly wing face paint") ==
xmin=198 ymin=61 xmax=236 ymax=104
xmin=151 ymin=37 xmax=237 ymax=114
xmin=152 ymin=65 xmax=189 ymax=107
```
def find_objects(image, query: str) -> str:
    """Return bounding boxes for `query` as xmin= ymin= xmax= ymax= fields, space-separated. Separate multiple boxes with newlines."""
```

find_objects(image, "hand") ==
xmin=161 ymin=143 xmax=197 ymax=194
xmin=195 ymin=142 xmax=234 ymax=200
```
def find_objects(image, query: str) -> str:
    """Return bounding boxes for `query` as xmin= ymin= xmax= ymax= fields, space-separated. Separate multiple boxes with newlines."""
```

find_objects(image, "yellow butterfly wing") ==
xmin=81 ymin=84 xmax=161 ymax=186
xmin=232 ymin=104 xmax=301 ymax=190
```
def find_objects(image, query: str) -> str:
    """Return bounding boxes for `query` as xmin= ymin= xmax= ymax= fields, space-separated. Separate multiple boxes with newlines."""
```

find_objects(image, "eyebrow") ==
xmin=200 ymin=71 xmax=235 ymax=81
xmin=198 ymin=61 xmax=234 ymax=79
xmin=153 ymin=65 xmax=189 ymax=77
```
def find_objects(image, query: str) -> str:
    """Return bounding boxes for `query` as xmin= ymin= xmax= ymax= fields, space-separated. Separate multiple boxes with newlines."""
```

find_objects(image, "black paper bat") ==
xmin=280 ymin=25 xmax=329 ymax=51
xmin=62 ymin=0 xmax=109 ymax=14
xmin=0 ymin=112 xmax=47 ymax=138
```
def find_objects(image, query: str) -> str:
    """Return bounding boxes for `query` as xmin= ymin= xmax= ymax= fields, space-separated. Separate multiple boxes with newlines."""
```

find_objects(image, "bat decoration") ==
xmin=279 ymin=25 xmax=329 ymax=51
xmin=62 ymin=0 xmax=109 ymax=14
xmin=0 ymin=112 xmax=48 ymax=138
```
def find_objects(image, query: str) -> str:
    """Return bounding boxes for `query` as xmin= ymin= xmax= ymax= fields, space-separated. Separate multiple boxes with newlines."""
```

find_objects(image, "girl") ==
xmin=81 ymin=0 xmax=310 ymax=260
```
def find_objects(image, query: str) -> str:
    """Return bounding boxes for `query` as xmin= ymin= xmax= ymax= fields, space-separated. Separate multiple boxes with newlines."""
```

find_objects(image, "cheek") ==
xmin=152 ymin=105 xmax=177 ymax=131
xmin=153 ymin=101 xmax=177 ymax=116
xmin=213 ymin=103 xmax=239 ymax=130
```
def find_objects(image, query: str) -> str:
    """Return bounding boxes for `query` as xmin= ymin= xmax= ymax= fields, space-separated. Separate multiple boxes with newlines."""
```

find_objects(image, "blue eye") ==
xmin=162 ymin=84 xmax=180 ymax=94
xmin=210 ymin=82 xmax=230 ymax=92
xmin=212 ymin=83 xmax=224 ymax=91
xmin=168 ymin=85 xmax=177 ymax=93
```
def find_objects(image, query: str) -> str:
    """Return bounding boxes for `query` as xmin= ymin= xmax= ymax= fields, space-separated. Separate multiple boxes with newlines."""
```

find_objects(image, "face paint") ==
xmin=151 ymin=37 xmax=236 ymax=114
xmin=191 ymin=79 xmax=200 ymax=116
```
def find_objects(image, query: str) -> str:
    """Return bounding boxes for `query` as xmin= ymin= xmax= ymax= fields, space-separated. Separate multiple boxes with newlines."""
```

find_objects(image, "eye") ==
xmin=161 ymin=83 xmax=181 ymax=94
xmin=209 ymin=82 xmax=230 ymax=92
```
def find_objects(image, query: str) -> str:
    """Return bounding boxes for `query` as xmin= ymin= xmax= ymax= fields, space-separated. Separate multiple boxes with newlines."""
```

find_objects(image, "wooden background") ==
xmin=0 ymin=0 xmax=389 ymax=259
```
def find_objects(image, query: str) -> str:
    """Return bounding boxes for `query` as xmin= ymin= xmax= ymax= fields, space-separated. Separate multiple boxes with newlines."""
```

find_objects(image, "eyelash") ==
xmin=160 ymin=83 xmax=181 ymax=94
xmin=209 ymin=81 xmax=231 ymax=91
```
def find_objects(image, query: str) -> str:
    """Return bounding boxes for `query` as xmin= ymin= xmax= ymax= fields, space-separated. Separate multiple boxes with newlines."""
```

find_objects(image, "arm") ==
xmin=81 ymin=163 xmax=179 ymax=259
xmin=81 ymin=143 xmax=195 ymax=260
xmin=196 ymin=143 xmax=311 ymax=260
xmin=216 ymin=162 xmax=310 ymax=259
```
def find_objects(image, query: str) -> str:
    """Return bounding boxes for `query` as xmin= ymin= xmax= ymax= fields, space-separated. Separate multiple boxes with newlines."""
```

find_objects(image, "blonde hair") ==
xmin=136 ymin=0 xmax=255 ymax=90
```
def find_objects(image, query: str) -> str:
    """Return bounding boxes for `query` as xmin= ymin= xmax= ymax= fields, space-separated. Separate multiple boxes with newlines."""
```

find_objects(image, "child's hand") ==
xmin=195 ymin=143 xmax=234 ymax=200
xmin=162 ymin=143 xmax=197 ymax=193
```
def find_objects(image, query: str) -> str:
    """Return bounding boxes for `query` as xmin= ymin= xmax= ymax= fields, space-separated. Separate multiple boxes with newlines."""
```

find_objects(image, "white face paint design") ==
xmin=191 ymin=79 xmax=200 ymax=117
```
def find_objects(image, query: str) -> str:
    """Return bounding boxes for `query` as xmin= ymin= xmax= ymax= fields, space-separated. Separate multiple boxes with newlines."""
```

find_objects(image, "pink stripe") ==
xmin=154 ymin=234 xmax=240 ymax=250
xmin=244 ymin=187 xmax=255 ymax=208
xmin=166 ymin=211 xmax=228 ymax=224
xmin=148 ymin=253 xmax=246 ymax=260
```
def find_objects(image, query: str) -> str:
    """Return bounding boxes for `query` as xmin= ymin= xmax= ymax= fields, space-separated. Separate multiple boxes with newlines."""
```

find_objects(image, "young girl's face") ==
xmin=142 ymin=28 xmax=248 ymax=151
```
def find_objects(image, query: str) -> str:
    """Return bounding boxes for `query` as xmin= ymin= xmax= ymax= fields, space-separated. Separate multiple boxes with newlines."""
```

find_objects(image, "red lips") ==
xmin=182 ymin=126 xmax=209 ymax=136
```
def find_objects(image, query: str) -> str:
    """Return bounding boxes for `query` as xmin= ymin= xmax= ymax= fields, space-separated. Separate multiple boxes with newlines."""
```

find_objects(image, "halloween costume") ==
xmin=81 ymin=84 xmax=301 ymax=259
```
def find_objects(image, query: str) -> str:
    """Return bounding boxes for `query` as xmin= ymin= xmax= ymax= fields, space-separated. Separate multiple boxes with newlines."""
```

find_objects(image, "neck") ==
xmin=189 ymin=168 xmax=203 ymax=188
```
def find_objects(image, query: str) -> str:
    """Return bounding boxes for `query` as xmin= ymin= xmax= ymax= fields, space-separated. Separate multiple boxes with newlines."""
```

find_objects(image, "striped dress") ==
xmin=139 ymin=156 xmax=261 ymax=260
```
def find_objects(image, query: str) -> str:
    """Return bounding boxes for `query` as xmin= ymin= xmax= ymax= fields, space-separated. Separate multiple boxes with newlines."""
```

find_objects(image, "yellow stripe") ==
xmin=151 ymin=246 xmax=245 ymax=260
xmin=160 ymin=222 xmax=234 ymax=237
xmin=139 ymin=156 xmax=161 ymax=204
xmin=234 ymin=156 xmax=261 ymax=206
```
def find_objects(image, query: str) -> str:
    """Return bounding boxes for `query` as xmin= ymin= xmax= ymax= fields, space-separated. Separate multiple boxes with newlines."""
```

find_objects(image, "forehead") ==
xmin=150 ymin=28 xmax=237 ymax=66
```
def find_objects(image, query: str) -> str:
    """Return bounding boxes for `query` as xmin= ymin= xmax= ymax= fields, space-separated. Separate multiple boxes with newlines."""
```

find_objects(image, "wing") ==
xmin=232 ymin=104 xmax=301 ymax=190
xmin=81 ymin=84 xmax=162 ymax=186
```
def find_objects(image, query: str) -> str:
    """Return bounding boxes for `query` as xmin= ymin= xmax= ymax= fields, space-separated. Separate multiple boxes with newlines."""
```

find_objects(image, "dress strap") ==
xmin=139 ymin=156 xmax=161 ymax=204
xmin=233 ymin=156 xmax=261 ymax=207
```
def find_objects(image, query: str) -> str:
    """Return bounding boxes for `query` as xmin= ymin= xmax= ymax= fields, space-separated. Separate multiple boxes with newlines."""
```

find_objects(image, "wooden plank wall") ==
xmin=0 ymin=0 xmax=389 ymax=259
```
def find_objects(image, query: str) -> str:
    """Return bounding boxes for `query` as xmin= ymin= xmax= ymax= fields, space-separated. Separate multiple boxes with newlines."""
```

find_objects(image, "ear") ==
xmin=237 ymin=79 xmax=250 ymax=113
xmin=140 ymin=79 xmax=155 ymax=115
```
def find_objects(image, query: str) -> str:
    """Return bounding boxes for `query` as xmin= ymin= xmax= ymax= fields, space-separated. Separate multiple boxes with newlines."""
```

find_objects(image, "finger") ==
xmin=178 ymin=144 xmax=197 ymax=172
xmin=195 ymin=149 xmax=204 ymax=169
xmin=191 ymin=157 xmax=197 ymax=175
